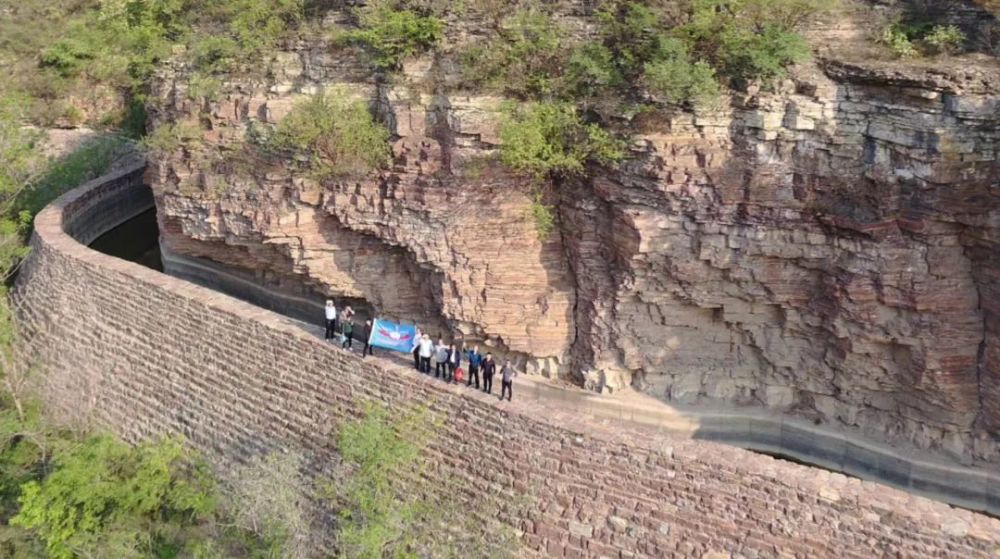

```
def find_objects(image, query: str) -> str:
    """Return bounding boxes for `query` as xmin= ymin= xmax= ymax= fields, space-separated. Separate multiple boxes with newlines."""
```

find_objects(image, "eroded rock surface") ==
xmin=145 ymin=11 xmax=999 ymax=464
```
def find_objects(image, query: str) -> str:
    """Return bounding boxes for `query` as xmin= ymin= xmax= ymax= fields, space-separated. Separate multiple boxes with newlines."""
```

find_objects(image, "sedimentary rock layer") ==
xmin=144 ymin=10 xmax=999 ymax=465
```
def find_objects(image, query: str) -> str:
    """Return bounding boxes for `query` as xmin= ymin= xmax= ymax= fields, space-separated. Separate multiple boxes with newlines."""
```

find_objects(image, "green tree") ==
xmin=11 ymin=435 xmax=216 ymax=559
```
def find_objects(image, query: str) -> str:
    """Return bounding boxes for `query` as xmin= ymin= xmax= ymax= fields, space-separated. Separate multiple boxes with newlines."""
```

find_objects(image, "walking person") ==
xmin=361 ymin=319 xmax=374 ymax=357
xmin=434 ymin=338 xmax=449 ymax=379
xmin=481 ymin=352 xmax=496 ymax=395
xmin=446 ymin=343 xmax=461 ymax=384
xmin=465 ymin=345 xmax=482 ymax=389
xmin=324 ymin=300 xmax=337 ymax=341
xmin=500 ymin=359 xmax=517 ymax=401
xmin=418 ymin=334 xmax=434 ymax=373
xmin=341 ymin=317 xmax=354 ymax=349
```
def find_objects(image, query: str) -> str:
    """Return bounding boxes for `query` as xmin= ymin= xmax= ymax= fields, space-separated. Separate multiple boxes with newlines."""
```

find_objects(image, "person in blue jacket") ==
xmin=464 ymin=345 xmax=483 ymax=389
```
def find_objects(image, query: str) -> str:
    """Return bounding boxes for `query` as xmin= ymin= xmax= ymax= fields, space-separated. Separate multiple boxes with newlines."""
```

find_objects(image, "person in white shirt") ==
xmin=418 ymin=334 xmax=434 ymax=373
xmin=323 ymin=300 xmax=337 ymax=341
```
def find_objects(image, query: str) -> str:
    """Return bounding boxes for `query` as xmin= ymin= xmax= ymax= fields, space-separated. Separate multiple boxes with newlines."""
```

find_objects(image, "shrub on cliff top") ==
xmin=266 ymin=88 xmax=392 ymax=180
xmin=681 ymin=0 xmax=820 ymax=85
xmin=335 ymin=4 xmax=443 ymax=70
xmin=499 ymin=101 xmax=625 ymax=180
xmin=461 ymin=9 xmax=571 ymax=99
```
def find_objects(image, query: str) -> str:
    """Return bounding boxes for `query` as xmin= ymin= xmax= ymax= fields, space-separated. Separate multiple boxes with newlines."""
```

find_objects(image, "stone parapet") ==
xmin=13 ymin=163 xmax=1000 ymax=558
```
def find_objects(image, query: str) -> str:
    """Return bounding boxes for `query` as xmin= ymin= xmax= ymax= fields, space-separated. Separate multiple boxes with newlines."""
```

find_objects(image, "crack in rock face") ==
xmin=145 ymin=23 xmax=999 ymax=465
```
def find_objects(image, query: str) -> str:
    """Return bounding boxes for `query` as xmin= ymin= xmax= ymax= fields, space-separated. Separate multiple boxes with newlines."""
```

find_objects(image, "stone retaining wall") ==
xmin=12 ymin=162 xmax=1000 ymax=558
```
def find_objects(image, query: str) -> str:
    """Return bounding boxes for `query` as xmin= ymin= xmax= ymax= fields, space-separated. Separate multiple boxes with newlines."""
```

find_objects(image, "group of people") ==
xmin=321 ymin=300 xmax=518 ymax=401
xmin=323 ymin=300 xmax=373 ymax=356
xmin=412 ymin=332 xmax=517 ymax=401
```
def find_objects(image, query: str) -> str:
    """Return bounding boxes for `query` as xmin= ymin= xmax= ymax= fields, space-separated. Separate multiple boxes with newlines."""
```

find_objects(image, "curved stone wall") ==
xmin=12 ymin=162 xmax=1000 ymax=558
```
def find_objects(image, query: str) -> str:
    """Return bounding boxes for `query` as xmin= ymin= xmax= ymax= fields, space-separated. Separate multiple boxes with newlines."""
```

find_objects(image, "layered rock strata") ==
xmin=146 ymin=11 xmax=999 ymax=464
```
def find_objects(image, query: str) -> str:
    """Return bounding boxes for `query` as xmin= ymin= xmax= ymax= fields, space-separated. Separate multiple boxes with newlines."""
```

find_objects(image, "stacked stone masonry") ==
xmin=13 ymin=163 xmax=1000 ymax=558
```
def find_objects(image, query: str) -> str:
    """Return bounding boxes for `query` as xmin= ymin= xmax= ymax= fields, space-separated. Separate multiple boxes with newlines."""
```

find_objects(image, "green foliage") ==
xmin=2 ymin=0 xmax=308 ymax=128
xmin=226 ymin=452 xmax=308 ymax=558
xmin=499 ymin=101 xmax=624 ymax=180
xmin=264 ymin=88 xmax=392 ymax=180
xmin=337 ymin=5 xmax=443 ymax=70
xmin=334 ymin=404 xmax=429 ymax=559
xmin=529 ymin=193 xmax=555 ymax=240
xmin=878 ymin=23 xmax=919 ymax=58
xmin=877 ymin=21 xmax=965 ymax=58
xmin=596 ymin=1 xmax=667 ymax=80
xmin=17 ymin=135 xmax=134 ymax=225
xmin=643 ymin=38 xmax=720 ymax=106
xmin=563 ymin=43 xmax=623 ymax=98
xmin=143 ymin=122 xmax=204 ymax=157
xmin=461 ymin=9 xmax=569 ymax=98
xmin=331 ymin=403 xmax=520 ymax=559
xmin=682 ymin=0 xmax=821 ymax=84
xmin=11 ymin=435 xmax=216 ymax=559
xmin=923 ymin=25 xmax=966 ymax=54
xmin=0 ymin=97 xmax=46 ymax=276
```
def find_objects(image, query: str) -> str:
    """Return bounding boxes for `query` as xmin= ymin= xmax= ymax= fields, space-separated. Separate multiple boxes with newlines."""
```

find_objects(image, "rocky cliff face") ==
xmin=145 ymin=7 xmax=999 ymax=464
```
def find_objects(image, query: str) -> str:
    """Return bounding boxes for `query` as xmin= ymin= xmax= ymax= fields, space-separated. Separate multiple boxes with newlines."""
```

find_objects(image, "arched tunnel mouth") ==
xmin=87 ymin=184 xmax=1000 ymax=519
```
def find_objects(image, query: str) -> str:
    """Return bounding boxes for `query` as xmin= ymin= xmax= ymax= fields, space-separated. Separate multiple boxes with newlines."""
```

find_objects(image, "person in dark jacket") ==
xmin=481 ymin=353 xmax=497 ymax=395
xmin=341 ymin=318 xmax=354 ymax=349
xmin=446 ymin=343 xmax=461 ymax=383
xmin=411 ymin=328 xmax=422 ymax=370
xmin=465 ymin=345 xmax=483 ymax=389
xmin=361 ymin=320 xmax=373 ymax=356
xmin=500 ymin=359 xmax=517 ymax=401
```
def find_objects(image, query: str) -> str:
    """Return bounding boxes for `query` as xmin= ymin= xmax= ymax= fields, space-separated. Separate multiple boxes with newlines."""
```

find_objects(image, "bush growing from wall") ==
xmin=330 ymin=403 xmax=519 ymax=559
xmin=461 ymin=9 xmax=570 ymax=99
xmin=264 ymin=88 xmax=392 ymax=181
xmin=643 ymin=37 xmax=721 ymax=106
xmin=877 ymin=21 xmax=967 ymax=58
xmin=143 ymin=121 xmax=205 ymax=157
xmin=335 ymin=3 xmax=443 ymax=70
xmin=499 ymin=101 xmax=624 ymax=180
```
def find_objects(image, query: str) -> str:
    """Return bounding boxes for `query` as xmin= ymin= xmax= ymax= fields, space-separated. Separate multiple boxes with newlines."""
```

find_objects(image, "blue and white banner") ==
xmin=367 ymin=319 xmax=417 ymax=353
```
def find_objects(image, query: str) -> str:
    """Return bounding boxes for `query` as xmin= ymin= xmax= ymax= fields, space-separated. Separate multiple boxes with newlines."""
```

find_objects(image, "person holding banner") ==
xmin=367 ymin=318 xmax=418 ymax=356
xmin=361 ymin=320 xmax=374 ymax=356
xmin=412 ymin=328 xmax=422 ymax=370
